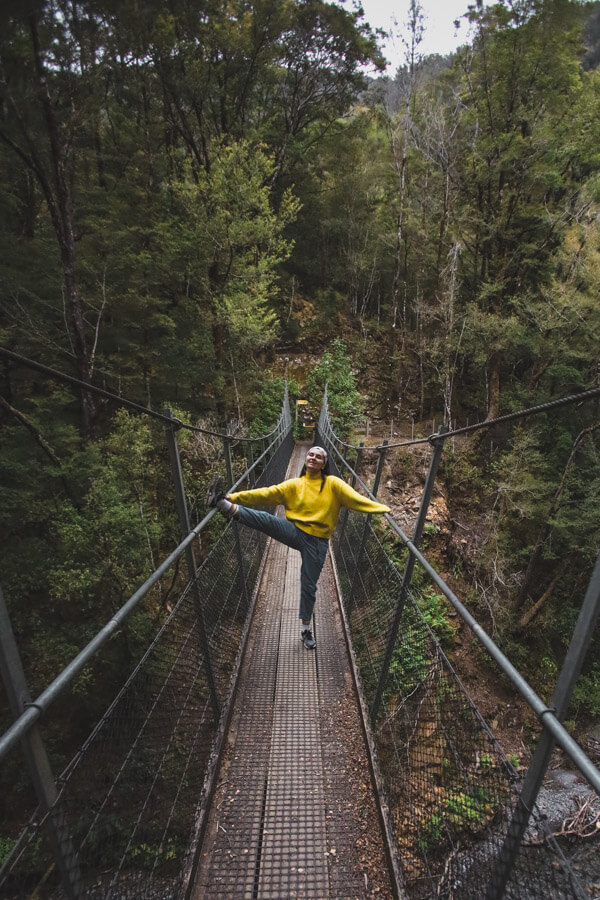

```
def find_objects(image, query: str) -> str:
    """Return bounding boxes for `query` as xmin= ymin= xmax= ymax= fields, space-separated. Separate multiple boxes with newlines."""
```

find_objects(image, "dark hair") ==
xmin=300 ymin=458 xmax=331 ymax=492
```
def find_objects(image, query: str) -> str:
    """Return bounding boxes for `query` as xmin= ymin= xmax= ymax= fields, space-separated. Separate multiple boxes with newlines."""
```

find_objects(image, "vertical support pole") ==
xmin=246 ymin=442 xmax=256 ymax=488
xmin=223 ymin=436 xmax=250 ymax=607
xmin=487 ymin=550 xmax=600 ymax=900
xmin=163 ymin=409 xmax=220 ymax=722
xmin=0 ymin=588 xmax=82 ymax=899
xmin=346 ymin=442 xmax=388 ymax=615
xmin=338 ymin=443 xmax=364 ymax=548
xmin=371 ymin=426 xmax=449 ymax=722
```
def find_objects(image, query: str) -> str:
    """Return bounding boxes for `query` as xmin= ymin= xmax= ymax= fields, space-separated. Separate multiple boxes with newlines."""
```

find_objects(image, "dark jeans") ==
xmin=237 ymin=507 xmax=329 ymax=621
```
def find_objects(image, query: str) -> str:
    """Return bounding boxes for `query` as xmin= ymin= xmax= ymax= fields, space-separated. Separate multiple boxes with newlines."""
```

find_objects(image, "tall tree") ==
xmin=0 ymin=3 xmax=103 ymax=432
xmin=0 ymin=0 xmax=382 ymax=423
xmin=128 ymin=0 xmax=382 ymax=181
xmin=387 ymin=0 xmax=425 ymax=336
xmin=451 ymin=0 xmax=596 ymax=418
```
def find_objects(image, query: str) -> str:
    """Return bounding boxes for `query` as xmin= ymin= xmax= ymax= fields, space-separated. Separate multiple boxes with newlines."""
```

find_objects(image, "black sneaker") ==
xmin=302 ymin=628 xmax=316 ymax=650
xmin=206 ymin=474 xmax=226 ymax=508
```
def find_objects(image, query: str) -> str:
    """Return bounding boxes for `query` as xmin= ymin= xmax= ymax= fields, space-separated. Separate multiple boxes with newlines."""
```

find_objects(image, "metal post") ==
xmin=246 ymin=442 xmax=256 ymax=488
xmin=223 ymin=436 xmax=250 ymax=607
xmin=346 ymin=442 xmax=388 ymax=614
xmin=163 ymin=409 xmax=220 ymax=721
xmin=487 ymin=550 xmax=600 ymax=900
xmin=371 ymin=426 xmax=449 ymax=722
xmin=0 ymin=587 xmax=82 ymax=899
xmin=338 ymin=443 xmax=364 ymax=548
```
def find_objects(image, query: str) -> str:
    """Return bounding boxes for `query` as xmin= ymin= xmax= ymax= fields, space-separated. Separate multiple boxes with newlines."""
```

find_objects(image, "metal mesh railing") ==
xmin=2 ymin=363 xmax=599 ymax=899
xmin=317 ymin=397 xmax=600 ymax=900
xmin=0 ymin=388 xmax=293 ymax=899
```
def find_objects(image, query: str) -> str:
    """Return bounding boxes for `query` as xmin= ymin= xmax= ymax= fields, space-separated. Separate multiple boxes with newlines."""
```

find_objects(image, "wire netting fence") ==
xmin=0 ymin=395 xmax=293 ymax=899
xmin=318 ymin=408 xmax=599 ymax=900
xmin=2 ymin=360 xmax=599 ymax=900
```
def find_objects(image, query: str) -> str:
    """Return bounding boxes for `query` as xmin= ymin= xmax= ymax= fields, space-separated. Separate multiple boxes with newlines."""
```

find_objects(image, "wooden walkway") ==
xmin=190 ymin=444 xmax=395 ymax=899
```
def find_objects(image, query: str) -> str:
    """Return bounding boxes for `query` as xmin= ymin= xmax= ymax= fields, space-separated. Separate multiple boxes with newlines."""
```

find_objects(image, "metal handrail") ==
xmin=382 ymin=515 xmax=600 ymax=794
xmin=0 ymin=346 xmax=289 ymax=443
xmin=318 ymin=393 xmax=600 ymax=794
xmin=0 ymin=389 xmax=292 ymax=764
xmin=325 ymin=382 xmax=600 ymax=452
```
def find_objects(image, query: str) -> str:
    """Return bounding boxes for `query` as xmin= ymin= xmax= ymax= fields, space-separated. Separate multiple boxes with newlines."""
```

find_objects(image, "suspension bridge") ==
xmin=0 ymin=349 xmax=599 ymax=899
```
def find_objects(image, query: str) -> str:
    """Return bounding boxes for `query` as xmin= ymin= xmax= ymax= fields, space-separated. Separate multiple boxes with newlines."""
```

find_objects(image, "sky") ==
xmin=348 ymin=0 xmax=479 ymax=72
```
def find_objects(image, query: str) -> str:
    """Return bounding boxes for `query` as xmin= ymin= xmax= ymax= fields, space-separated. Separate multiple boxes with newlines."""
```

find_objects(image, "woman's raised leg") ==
xmin=236 ymin=507 xmax=304 ymax=551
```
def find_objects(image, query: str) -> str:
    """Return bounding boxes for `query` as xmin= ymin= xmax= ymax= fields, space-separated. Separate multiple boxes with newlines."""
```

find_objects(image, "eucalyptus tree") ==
xmin=0 ymin=0 xmax=383 ymax=428
xmin=426 ymin=0 xmax=600 ymax=675
xmin=123 ymin=0 xmax=383 ymax=180
xmin=265 ymin=0 xmax=384 ymax=184
xmin=386 ymin=0 xmax=425 ymax=337
xmin=0 ymin=2 xmax=112 ymax=434
xmin=493 ymin=169 xmax=600 ymax=626
xmin=285 ymin=107 xmax=393 ymax=326
xmin=450 ymin=0 xmax=599 ymax=419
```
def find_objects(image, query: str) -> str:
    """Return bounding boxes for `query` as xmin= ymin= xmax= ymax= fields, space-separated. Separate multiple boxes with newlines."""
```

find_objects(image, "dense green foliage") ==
xmin=1 ymin=0 xmax=600 ymax=836
xmin=249 ymin=375 xmax=300 ymax=436
xmin=0 ymin=1 xmax=379 ymax=648
xmin=306 ymin=338 xmax=363 ymax=437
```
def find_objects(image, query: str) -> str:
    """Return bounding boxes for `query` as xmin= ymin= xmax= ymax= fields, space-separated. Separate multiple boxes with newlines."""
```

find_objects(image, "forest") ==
xmin=1 ymin=0 xmax=600 ymax=837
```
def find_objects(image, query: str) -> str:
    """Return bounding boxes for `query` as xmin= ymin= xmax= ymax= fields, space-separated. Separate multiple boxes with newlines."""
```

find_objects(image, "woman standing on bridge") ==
xmin=207 ymin=446 xmax=389 ymax=649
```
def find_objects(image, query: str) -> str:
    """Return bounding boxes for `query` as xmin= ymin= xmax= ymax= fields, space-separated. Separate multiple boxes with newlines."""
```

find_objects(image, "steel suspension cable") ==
xmin=415 ymin=384 xmax=600 ymax=447
xmin=0 ymin=346 xmax=282 ymax=442
xmin=328 ymin=384 xmax=600 ymax=452
xmin=0 ymin=406 xmax=291 ymax=764
xmin=318 ymin=398 xmax=600 ymax=793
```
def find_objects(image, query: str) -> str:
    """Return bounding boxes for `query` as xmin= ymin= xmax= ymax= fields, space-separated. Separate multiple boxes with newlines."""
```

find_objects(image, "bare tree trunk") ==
xmin=28 ymin=14 xmax=96 ymax=436
xmin=0 ymin=394 xmax=61 ymax=467
xmin=0 ymin=393 xmax=76 ymax=501
xmin=389 ymin=142 xmax=407 ymax=336
xmin=517 ymin=567 xmax=566 ymax=629
xmin=212 ymin=320 xmax=226 ymax=420
xmin=387 ymin=1 xmax=423 ymax=339
xmin=441 ymin=243 xmax=461 ymax=424
xmin=230 ymin=353 xmax=242 ymax=423
xmin=485 ymin=350 xmax=502 ymax=421
xmin=436 ymin=169 xmax=450 ymax=282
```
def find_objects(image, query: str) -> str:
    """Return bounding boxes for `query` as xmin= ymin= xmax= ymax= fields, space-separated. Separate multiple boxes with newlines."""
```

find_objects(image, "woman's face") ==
xmin=305 ymin=447 xmax=326 ymax=472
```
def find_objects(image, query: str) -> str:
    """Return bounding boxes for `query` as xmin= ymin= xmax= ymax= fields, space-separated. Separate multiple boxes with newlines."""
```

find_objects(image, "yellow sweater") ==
xmin=229 ymin=471 xmax=390 ymax=539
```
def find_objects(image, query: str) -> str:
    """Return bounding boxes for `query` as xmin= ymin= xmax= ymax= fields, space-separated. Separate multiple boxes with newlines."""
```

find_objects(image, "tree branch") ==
xmin=517 ymin=565 xmax=567 ymax=630
xmin=0 ymin=393 xmax=61 ymax=467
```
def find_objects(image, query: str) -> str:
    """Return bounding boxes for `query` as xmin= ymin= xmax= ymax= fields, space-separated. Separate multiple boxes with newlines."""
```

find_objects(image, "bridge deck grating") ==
xmin=191 ymin=444 xmax=393 ymax=900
